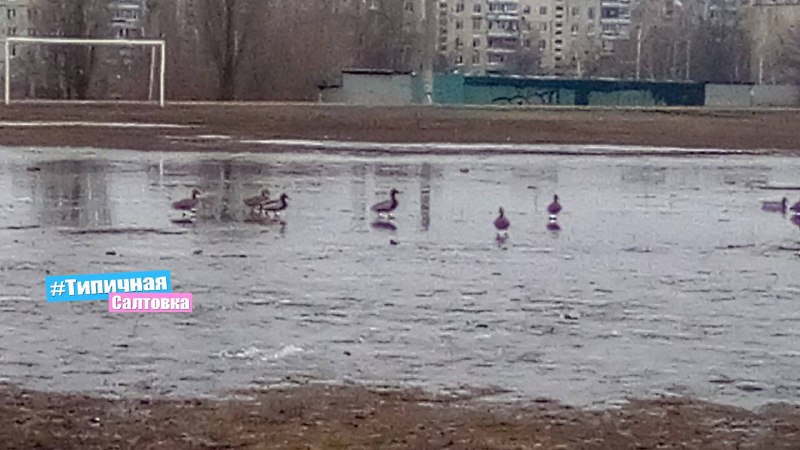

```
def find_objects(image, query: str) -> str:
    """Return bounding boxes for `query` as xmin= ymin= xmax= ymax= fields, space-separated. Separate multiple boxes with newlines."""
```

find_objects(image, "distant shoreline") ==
xmin=0 ymin=103 xmax=798 ymax=156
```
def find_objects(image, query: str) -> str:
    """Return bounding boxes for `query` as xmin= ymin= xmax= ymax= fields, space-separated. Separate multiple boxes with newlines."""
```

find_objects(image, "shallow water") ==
xmin=0 ymin=146 xmax=798 ymax=409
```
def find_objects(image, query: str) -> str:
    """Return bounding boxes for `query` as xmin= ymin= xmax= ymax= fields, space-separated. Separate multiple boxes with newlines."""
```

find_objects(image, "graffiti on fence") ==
xmin=491 ymin=88 xmax=561 ymax=105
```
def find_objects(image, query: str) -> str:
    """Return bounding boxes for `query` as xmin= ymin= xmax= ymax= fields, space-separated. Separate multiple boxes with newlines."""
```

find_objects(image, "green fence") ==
xmin=434 ymin=74 xmax=706 ymax=107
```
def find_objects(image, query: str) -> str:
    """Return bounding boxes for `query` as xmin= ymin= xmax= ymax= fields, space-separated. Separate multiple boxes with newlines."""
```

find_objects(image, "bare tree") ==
xmin=29 ymin=0 xmax=99 ymax=99
xmin=196 ymin=0 xmax=251 ymax=100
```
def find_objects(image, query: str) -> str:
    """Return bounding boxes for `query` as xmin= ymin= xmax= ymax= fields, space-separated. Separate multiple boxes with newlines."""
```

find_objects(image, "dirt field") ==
xmin=2 ymin=383 xmax=799 ymax=450
xmin=0 ymin=103 xmax=798 ymax=154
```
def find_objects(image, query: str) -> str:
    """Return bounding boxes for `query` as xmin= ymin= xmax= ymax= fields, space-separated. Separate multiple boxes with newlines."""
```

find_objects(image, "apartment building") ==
xmin=0 ymin=0 xmax=39 ymax=97
xmin=597 ymin=0 xmax=631 ymax=53
xmin=437 ymin=0 xmax=607 ymax=76
xmin=531 ymin=0 xmax=603 ymax=75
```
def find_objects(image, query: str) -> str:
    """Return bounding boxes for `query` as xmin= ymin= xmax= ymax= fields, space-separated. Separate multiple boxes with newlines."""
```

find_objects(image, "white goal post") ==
xmin=4 ymin=37 xmax=166 ymax=107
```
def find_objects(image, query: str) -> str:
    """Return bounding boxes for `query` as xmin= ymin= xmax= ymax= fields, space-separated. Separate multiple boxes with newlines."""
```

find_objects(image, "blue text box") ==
xmin=46 ymin=270 xmax=172 ymax=303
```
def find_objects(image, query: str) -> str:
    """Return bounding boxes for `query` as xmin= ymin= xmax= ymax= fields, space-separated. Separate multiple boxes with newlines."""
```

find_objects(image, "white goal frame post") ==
xmin=3 ymin=37 xmax=166 ymax=107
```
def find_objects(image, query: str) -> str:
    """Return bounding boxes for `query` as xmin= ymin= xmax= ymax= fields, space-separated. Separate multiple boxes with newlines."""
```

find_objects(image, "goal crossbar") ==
xmin=4 ymin=37 xmax=166 ymax=107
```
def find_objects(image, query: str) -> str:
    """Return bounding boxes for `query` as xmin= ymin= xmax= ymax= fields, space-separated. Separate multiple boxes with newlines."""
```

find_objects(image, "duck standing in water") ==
xmin=494 ymin=207 xmax=510 ymax=237
xmin=372 ymin=188 xmax=400 ymax=219
xmin=171 ymin=189 xmax=201 ymax=216
xmin=761 ymin=197 xmax=788 ymax=213
xmin=547 ymin=195 xmax=562 ymax=215
xmin=261 ymin=193 xmax=289 ymax=218
xmin=244 ymin=188 xmax=271 ymax=213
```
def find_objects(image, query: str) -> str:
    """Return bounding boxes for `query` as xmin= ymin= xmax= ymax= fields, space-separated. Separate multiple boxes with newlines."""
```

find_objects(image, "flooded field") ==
xmin=0 ymin=146 xmax=798 ymax=410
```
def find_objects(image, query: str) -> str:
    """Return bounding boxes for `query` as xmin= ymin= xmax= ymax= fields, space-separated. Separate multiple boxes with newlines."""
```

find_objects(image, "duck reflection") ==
xmin=547 ymin=215 xmax=561 ymax=232
xmin=790 ymin=214 xmax=800 ymax=228
xmin=371 ymin=219 xmax=397 ymax=231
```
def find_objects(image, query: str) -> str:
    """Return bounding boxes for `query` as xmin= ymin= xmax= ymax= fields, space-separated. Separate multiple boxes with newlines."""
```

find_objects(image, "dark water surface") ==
xmin=0 ymin=146 xmax=798 ymax=409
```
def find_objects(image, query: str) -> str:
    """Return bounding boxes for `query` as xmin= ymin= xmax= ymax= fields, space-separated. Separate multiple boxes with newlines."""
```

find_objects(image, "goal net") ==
xmin=3 ymin=37 xmax=166 ymax=106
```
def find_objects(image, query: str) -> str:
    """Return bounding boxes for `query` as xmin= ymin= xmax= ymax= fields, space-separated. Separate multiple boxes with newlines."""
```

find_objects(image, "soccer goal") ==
xmin=4 ymin=37 xmax=166 ymax=107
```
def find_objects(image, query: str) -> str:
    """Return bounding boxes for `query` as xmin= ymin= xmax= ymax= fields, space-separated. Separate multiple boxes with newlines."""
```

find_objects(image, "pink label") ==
xmin=108 ymin=292 xmax=192 ymax=313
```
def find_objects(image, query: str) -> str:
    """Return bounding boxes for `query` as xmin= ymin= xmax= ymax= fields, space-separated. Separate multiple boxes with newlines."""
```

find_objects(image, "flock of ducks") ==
xmin=171 ymin=188 xmax=290 ymax=222
xmin=170 ymin=187 xmax=560 ymax=235
xmin=494 ymin=194 xmax=563 ymax=239
xmin=170 ymin=187 xmax=392 ymax=221
xmin=172 ymin=188 xmax=800 ymax=232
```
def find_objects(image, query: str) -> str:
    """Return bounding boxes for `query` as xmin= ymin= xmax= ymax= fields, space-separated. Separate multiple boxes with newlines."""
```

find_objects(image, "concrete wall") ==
xmin=705 ymin=84 xmax=752 ymax=107
xmin=752 ymin=85 xmax=800 ymax=107
xmin=705 ymin=84 xmax=800 ymax=107
xmin=338 ymin=73 xmax=415 ymax=106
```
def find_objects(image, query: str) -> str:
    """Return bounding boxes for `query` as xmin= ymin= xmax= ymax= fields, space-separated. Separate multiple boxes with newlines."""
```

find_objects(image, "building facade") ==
xmin=436 ymin=0 xmax=615 ymax=77
xmin=0 ymin=0 xmax=37 ymax=97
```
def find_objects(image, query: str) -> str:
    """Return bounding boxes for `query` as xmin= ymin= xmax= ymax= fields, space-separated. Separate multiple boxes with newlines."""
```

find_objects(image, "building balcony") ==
xmin=487 ymin=28 xmax=518 ymax=37
xmin=486 ymin=47 xmax=517 ymax=53
xmin=599 ymin=17 xmax=630 ymax=24
xmin=486 ymin=13 xmax=519 ymax=20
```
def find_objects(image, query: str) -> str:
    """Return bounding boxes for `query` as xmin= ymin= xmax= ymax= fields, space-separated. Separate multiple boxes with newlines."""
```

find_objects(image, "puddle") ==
xmin=0 ymin=147 xmax=798 ymax=409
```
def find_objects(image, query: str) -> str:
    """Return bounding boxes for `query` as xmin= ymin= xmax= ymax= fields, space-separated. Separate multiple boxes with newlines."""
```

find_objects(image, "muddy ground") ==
xmin=0 ymin=103 xmax=798 ymax=154
xmin=2 ymin=383 xmax=799 ymax=450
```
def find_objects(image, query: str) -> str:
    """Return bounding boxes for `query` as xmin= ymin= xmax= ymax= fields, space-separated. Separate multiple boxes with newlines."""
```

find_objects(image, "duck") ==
xmin=494 ymin=207 xmax=510 ymax=233
xmin=790 ymin=199 xmax=800 ymax=213
xmin=372 ymin=188 xmax=400 ymax=217
xmin=171 ymin=189 xmax=201 ymax=212
xmin=547 ymin=195 xmax=562 ymax=215
xmin=761 ymin=197 xmax=787 ymax=213
xmin=262 ymin=193 xmax=289 ymax=217
xmin=244 ymin=188 xmax=271 ymax=212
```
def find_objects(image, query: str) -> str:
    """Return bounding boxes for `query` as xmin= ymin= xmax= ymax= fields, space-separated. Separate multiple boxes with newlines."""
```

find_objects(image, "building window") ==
xmin=587 ymin=23 xmax=595 ymax=35
xmin=525 ymin=39 xmax=531 ymax=48
xmin=538 ymin=40 xmax=546 ymax=50
xmin=472 ymin=52 xmax=480 ymax=63
xmin=472 ymin=37 xmax=480 ymax=47
xmin=571 ymin=7 xmax=580 ymax=16
xmin=523 ymin=5 xmax=531 ymax=13
xmin=456 ymin=54 xmax=464 ymax=65
xmin=7 ymin=27 xmax=16 ymax=36
xmin=588 ymin=7 xmax=595 ymax=19
xmin=455 ymin=37 xmax=463 ymax=49
xmin=571 ymin=24 xmax=579 ymax=34
xmin=7 ymin=8 xmax=16 ymax=19
xmin=539 ymin=6 xmax=547 ymax=15
xmin=405 ymin=1 xmax=414 ymax=11
xmin=456 ymin=2 xmax=464 ymax=12
xmin=10 ymin=45 xmax=16 ymax=57
xmin=456 ymin=19 xmax=463 ymax=29
xmin=473 ymin=3 xmax=481 ymax=13
xmin=472 ymin=18 xmax=481 ymax=29
xmin=539 ymin=22 xmax=548 ymax=31
xmin=602 ymin=7 xmax=619 ymax=18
